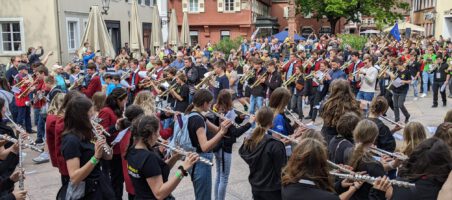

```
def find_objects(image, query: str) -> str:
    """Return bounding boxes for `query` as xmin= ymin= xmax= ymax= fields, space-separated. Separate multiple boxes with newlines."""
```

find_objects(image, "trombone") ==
xmin=17 ymin=80 xmax=36 ymax=98
xmin=386 ymin=71 xmax=398 ymax=90
xmin=12 ymin=79 xmax=26 ymax=88
xmin=378 ymin=64 xmax=389 ymax=78
xmin=239 ymin=69 xmax=254 ymax=84
xmin=250 ymin=73 xmax=267 ymax=89
xmin=158 ymin=83 xmax=177 ymax=97
xmin=282 ymin=72 xmax=303 ymax=87
xmin=303 ymin=71 xmax=316 ymax=80
xmin=340 ymin=61 xmax=352 ymax=71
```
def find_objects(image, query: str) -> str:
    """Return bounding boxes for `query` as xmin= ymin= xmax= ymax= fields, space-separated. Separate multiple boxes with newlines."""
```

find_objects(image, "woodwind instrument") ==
xmin=156 ymin=107 xmax=177 ymax=115
xmin=91 ymin=121 xmax=112 ymax=155
xmin=91 ymin=118 xmax=111 ymax=137
xmin=195 ymin=72 xmax=216 ymax=90
xmin=18 ymin=131 xmax=24 ymax=191
xmin=208 ymin=109 xmax=240 ymax=128
xmin=378 ymin=116 xmax=405 ymax=128
xmin=267 ymin=129 xmax=299 ymax=144
xmin=250 ymin=73 xmax=267 ymax=89
xmin=369 ymin=146 xmax=408 ymax=160
xmin=284 ymin=109 xmax=307 ymax=128
xmin=327 ymin=160 xmax=355 ymax=174
xmin=156 ymin=141 xmax=213 ymax=166
xmin=0 ymin=134 xmax=44 ymax=153
xmin=4 ymin=114 xmax=43 ymax=152
xmin=68 ymin=75 xmax=85 ymax=90
xmin=329 ymin=171 xmax=415 ymax=188
xmin=158 ymin=83 xmax=177 ymax=97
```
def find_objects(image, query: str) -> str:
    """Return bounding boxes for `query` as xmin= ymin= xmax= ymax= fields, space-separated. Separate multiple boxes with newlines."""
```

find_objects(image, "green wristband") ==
xmin=90 ymin=156 xmax=99 ymax=165
xmin=175 ymin=170 xmax=184 ymax=180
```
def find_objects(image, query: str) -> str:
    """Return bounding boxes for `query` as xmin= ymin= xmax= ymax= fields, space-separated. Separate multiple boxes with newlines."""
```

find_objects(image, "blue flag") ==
xmin=390 ymin=23 xmax=401 ymax=42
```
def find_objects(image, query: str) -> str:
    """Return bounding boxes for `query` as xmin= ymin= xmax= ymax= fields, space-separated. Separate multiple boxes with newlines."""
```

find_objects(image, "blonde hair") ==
xmin=47 ymin=93 xmax=65 ymax=115
xmin=401 ymin=121 xmax=427 ymax=156
xmin=434 ymin=122 xmax=452 ymax=149
xmin=133 ymin=91 xmax=156 ymax=115
xmin=269 ymin=87 xmax=291 ymax=116
xmin=243 ymin=107 xmax=274 ymax=151
xmin=348 ymin=119 xmax=379 ymax=169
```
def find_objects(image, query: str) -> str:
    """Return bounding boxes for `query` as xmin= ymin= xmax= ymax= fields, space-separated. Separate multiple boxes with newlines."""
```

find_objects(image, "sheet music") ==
xmin=392 ymin=78 xmax=403 ymax=88
xmin=111 ymin=127 xmax=130 ymax=146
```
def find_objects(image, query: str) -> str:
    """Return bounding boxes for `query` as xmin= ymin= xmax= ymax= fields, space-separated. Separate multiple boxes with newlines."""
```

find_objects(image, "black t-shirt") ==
xmin=61 ymin=133 xmax=102 ymax=180
xmin=282 ymin=182 xmax=339 ymax=200
xmin=369 ymin=118 xmax=396 ymax=152
xmin=392 ymin=69 xmax=412 ymax=94
xmin=174 ymin=84 xmax=190 ymax=112
xmin=213 ymin=75 xmax=230 ymax=100
xmin=328 ymin=136 xmax=353 ymax=165
xmin=187 ymin=112 xmax=207 ymax=153
xmin=351 ymin=159 xmax=385 ymax=200
xmin=126 ymin=148 xmax=170 ymax=200
xmin=408 ymin=61 xmax=421 ymax=78
xmin=433 ymin=63 xmax=450 ymax=82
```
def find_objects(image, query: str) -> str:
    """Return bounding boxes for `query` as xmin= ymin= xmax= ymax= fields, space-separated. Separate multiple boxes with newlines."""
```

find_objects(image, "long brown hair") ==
xmin=62 ymin=96 xmax=94 ymax=141
xmin=445 ymin=110 xmax=452 ymax=123
xmin=92 ymin=92 xmax=106 ymax=112
xmin=348 ymin=119 xmax=379 ymax=169
xmin=370 ymin=96 xmax=388 ymax=115
xmin=320 ymin=79 xmax=362 ymax=127
xmin=433 ymin=122 xmax=452 ymax=149
xmin=47 ymin=93 xmax=65 ymax=115
xmin=269 ymin=87 xmax=291 ymax=115
xmin=215 ymin=89 xmax=233 ymax=112
xmin=401 ymin=122 xmax=427 ymax=156
xmin=243 ymin=107 xmax=274 ymax=151
xmin=185 ymin=89 xmax=213 ymax=114
xmin=133 ymin=91 xmax=156 ymax=115
xmin=281 ymin=138 xmax=334 ymax=192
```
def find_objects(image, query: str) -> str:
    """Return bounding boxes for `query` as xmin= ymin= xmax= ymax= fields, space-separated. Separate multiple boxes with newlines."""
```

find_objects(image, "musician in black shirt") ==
xmin=431 ymin=56 xmax=450 ymax=107
xmin=389 ymin=61 xmax=411 ymax=123
xmin=248 ymin=58 xmax=267 ymax=114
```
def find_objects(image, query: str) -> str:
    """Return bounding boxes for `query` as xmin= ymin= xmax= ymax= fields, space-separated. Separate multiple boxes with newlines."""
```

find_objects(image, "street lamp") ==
xmin=101 ymin=0 xmax=110 ymax=15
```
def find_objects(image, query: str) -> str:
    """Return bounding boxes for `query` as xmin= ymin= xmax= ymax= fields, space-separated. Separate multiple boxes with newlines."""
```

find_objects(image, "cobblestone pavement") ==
xmin=19 ymin=92 xmax=451 ymax=200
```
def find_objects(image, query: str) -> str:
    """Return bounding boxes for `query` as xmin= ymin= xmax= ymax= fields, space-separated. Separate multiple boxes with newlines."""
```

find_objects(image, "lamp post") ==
xmin=101 ymin=0 xmax=110 ymax=15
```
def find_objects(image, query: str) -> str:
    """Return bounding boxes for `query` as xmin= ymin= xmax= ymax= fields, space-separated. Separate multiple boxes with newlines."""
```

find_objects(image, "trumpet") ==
xmin=301 ymin=58 xmax=313 ymax=70
xmin=369 ymin=146 xmax=408 ymax=161
xmin=282 ymin=72 xmax=303 ymax=87
xmin=340 ymin=61 xmax=352 ymax=71
xmin=250 ymin=73 xmax=267 ymax=89
xmin=208 ymin=109 xmax=240 ymax=128
xmin=12 ymin=79 xmax=26 ymax=88
xmin=0 ymin=134 xmax=44 ymax=153
xmin=378 ymin=116 xmax=405 ymax=128
xmin=159 ymin=83 xmax=177 ymax=97
xmin=195 ymin=72 xmax=216 ymax=90
xmin=156 ymin=141 xmax=213 ymax=166
xmin=303 ymin=71 xmax=316 ymax=80
xmin=318 ymin=69 xmax=332 ymax=83
xmin=239 ymin=70 xmax=254 ymax=84
xmin=69 ymin=75 xmax=85 ymax=90
xmin=329 ymin=171 xmax=415 ymax=188
xmin=91 ymin=121 xmax=112 ymax=155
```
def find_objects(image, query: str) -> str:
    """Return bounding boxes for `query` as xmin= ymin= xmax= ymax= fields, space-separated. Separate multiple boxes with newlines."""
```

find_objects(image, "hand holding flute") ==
xmin=156 ymin=141 xmax=210 ymax=166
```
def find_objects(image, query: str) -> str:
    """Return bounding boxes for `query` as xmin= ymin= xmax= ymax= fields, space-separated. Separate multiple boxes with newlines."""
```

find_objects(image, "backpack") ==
xmin=169 ymin=112 xmax=206 ymax=152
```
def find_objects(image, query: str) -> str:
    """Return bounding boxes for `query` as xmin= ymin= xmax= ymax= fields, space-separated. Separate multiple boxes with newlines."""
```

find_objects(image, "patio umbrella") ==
xmin=167 ymin=9 xmax=180 ymax=47
xmin=78 ymin=6 xmax=116 ymax=58
xmin=383 ymin=22 xmax=426 ymax=32
xmin=360 ymin=30 xmax=380 ymax=34
xmin=180 ymin=12 xmax=191 ymax=47
xmin=129 ymin=0 xmax=145 ymax=59
xmin=151 ymin=6 xmax=163 ymax=56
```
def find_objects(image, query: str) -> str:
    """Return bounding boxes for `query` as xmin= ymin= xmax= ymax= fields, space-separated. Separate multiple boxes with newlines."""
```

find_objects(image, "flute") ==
xmin=91 ymin=122 xmax=112 ymax=155
xmin=329 ymin=171 xmax=415 ymax=188
xmin=369 ymin=146 xmax=408 ymax=161
xmin=209 ymin=109 xmax=240 ymax=128
xmin=156 ymin=141 xmax=213 ymax=166
xmin=378 ymin=116 xmax=405 ymax=128
xmin=327 ymin=160 xmax=355 ymax=174
xmin=91 ymin=118 xmax=111 ymax=137
xmin=4 ymin=115 xmax=40 ymax=150
xmin=18 ymin=132 xmax=25 ymax=191
xmin=285 ymin=109 xmax=308 ymax=128
xmin=0 ymin=134 xmax=44 ymax=153
xmin=267 ymin=129 xmax=299 ymax=144
xmin=156 ymin=107 xmax=178 ymax=115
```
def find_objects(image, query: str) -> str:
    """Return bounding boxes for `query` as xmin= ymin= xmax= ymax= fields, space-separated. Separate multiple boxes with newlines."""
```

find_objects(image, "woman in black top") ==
xmin=125 ymin=115 xmax=198 ymax=200
xmin=61 ymin=96 xmax=114 ymax=199
xmin=368 ymin=97 xmax=400 ymax=152
xmin=391 ymin=138 xmax=452 ymax=200
xmin=328 ymin=112 xmax=360 ymax=164
xmin=388 ymin=61 xmax=412 ymax=123
xmin=347 ymin=119 xmax=387 ymax=200
xmin=169 ymin=73 xmax=190 ymax=112
xmin=239 ymin=107 xmax=287 ymax=200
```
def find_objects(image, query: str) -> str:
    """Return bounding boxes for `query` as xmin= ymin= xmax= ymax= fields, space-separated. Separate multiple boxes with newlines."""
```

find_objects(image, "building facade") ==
xmin=433 ymin=0 xmax=452 ymax=39
xmin=0 ymin=0 xmax=156 ymax=65
xmin=412 ymin=0 xmax=437 ymax=36
xmin=168 ymin=0 xmax=273 ymax=47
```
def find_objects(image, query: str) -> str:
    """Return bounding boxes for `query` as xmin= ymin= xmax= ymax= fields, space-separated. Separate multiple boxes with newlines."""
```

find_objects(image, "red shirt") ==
xmin=128 ymin=70 xmax=142 ymax=96
xmin=55 ymin=116 xmax=69 ymax=176
xmin=33 ymin=79 xmax=46 ymax=109
xmin=14 ymin=74 xmax=31 ymax=107
xmin=82 ymin=75 xmax=102 ymax=98
xmin=119 ymin=129 xmax=135 ymax=195
xmin=46 ymin=114 xmax=58 ymax=167
xmin=98 ymin=106 xmax=120 ymax=154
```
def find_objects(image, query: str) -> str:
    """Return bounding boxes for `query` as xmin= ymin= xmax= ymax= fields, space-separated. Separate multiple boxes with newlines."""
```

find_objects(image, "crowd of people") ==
xmin=0 ymin=32 xmax=452 ymax=200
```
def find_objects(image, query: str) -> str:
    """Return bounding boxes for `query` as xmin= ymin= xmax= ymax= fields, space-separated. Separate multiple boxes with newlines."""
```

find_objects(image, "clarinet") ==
xmin=0 ymin=134 xmax=43 ymax=153
xmin=91 ymin=122 xmax=112 ymax=155
xmin=329 ymin=171 xmax=415 ymax=188
xmin=156 ymin=141 xmax=213 ymax=166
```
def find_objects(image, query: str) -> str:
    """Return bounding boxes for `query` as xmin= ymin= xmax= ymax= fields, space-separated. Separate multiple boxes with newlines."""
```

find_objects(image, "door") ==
xmin=105 ymin=20 xmax=121 ymax=54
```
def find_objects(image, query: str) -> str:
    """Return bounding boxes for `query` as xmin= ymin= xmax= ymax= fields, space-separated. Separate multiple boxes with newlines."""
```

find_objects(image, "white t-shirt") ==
xmin=358 ymin=66 xmax=378 ymax=93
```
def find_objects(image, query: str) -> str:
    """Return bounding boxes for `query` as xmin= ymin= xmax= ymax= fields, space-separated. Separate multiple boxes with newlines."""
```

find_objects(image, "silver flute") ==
xmin=156 ymin=107 xmax=178 ymax=115
xmin=18 ymin=132 xmax=25 ymax=191
xmin=369 ymin=146 xmax=408 ymax=161
xmin=156 ymin=141 xmax=213 ymax=166
xmin=285 ymin=109 xmax=308 ymax=128
xmin=209 ymin=109 xmax=240 ymax=128
xmin=91 ymin=119 xmax=111 ymax=137
xmin=329 ymin=171 xmax=415 ymax=188
xmin=91 ymin=122 xmax=112 ymax=155
xmin=267 ymin=129 xmax=299 ymax=144
xmin=0 ymin=134 xmax=43 ymax=153
xmin=327 ymin=160 xmax=355 ymax=174
xmin=4 ymin=115 xmax=43 ymax=152
xmin=378 ymin=116 xmax=405 ymax=128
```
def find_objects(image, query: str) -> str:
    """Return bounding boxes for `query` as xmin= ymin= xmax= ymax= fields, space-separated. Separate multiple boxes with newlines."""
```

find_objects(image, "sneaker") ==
xmin=34 ymin=138 xmax=44 ymax=146
xmin=420 ymin=93 xmax=427 ymax=98
xmin=432 ymin=104 xmax=438 ymax=108
xmin=32 ymin=153 xmax=49 ymax=164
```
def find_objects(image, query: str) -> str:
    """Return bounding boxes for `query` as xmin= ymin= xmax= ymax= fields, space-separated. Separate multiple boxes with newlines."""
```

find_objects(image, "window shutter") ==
xmin=234 ymin=0 xmax=241 ymax=12
xmin=199 ymin=0 xmax=205 ymax=12
xmin=182 ymin=0 xmax=188 ymax=12
xmin=218 ymin=0 xmax=224 ymax=12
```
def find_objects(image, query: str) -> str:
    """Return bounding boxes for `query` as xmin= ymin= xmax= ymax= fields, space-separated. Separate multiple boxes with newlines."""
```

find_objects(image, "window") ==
xmin=189 ymin=0 xmax=199 ymax=12
xmin=0 ymin=18 xmax=24 ymax=54
xmin=190 ymin=31 xmax=198 ymax=45
xmin=224 ymin=0 xmax=234 ymax=11
xmin=220 ymin=30 xmax=230 ymax=40
xmin=66 ymin=18 xmax=80 ymax=52
xmin=144 ymin=0 xmax=151 ymax=6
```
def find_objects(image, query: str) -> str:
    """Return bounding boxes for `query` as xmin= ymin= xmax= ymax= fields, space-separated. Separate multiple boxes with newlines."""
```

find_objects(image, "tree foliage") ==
xmin=295 ymin=0 xmax=410 ymax=33
xmin=213 ymin=36 xmax=243 ymax=58
xmin=338 ymin=34 xmax=367 ymax=50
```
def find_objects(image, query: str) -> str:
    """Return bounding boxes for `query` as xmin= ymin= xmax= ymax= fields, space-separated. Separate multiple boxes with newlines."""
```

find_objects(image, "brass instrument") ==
xmin=120 ymin=69 xmax=132 ymax=80
xmin=301 ymin=58 xmax=314 ymax=70
xmin=369 ymin=146 xmax=408 ymax=161
xmin=427 ymin=63 xmax=438 ymax=74
xmin=68 ymin=75 xmax=85 ymax=90
xmin=158 ymin=83 xmax=177 ymax=97
xmin=156 ymin=140 xmax=213 ymax=166
xmin=139 ymin=77 xmax=170 ymax=88
xmin=195 ymin=72 xmax=216 ymax=90
xmin=339 ymin=61 xmax=352 ymax=71
xmin=250 ymin=73 xmax=267 ymax=89
xmin=378 ymin=64 xmax=389 ymax=78
xmin=303 ymin=71 xmax=316 ymax=80
xmin=17 ymin=79 xmax=35 ymax=98
xmin=386 ymin=71 xmax=399 ymax=90
xmin=282 ymin=72 xmax=303 ymax=87
xmin=12 ymin=79 xmax=26 ymax=88
xmin=239 ymin=69 xmax=254 ymax=84
xmin=330 ymin=172 xmax=414 ymax=188
xmin=318 ymin=69 xmax=332 ymax=83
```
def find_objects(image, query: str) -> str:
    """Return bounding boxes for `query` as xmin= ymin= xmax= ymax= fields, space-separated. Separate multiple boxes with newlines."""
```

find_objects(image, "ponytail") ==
xmin=185 ymin=103 xmax=195 ymax=114
xmin=244 ymin=125 xmax=267 ymax=151
xmin=348 ymin=142 xmax=365 ymax=169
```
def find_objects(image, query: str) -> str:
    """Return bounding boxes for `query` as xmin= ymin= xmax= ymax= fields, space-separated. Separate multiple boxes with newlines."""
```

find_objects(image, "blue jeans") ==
xmin=422 ymin=71 xmax=433 ymax=95
xmin=412 ymin=79 xmax=419 ymax=97
xmin=33 ymin=108 xmax=40 ymax=126
xmin=17 ymin=106 xmax=32 ymax=132
xmin=214 ymin=149 xmax=232 ymax=200
xmin=249 ymin=95 xmax=263 ymax=114
xmin=191 ymin=152 xmax=213 ymax=200
xmin=37 ymin=112 xmax=46 ymax=140
xmin=356 ymin=91 xmax=375 ymax=102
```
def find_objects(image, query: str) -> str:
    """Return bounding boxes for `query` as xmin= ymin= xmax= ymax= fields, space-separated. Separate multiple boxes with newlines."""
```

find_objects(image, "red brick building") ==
xmin=169 ymin=0 xmax=275 ymax=47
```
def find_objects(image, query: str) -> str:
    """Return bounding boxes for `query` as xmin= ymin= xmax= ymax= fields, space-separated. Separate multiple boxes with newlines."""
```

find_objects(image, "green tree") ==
xmin=295 ymin=0 xmax=409 ymax=34
xmin=213 ymin=36 xmax=243 ymax=59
